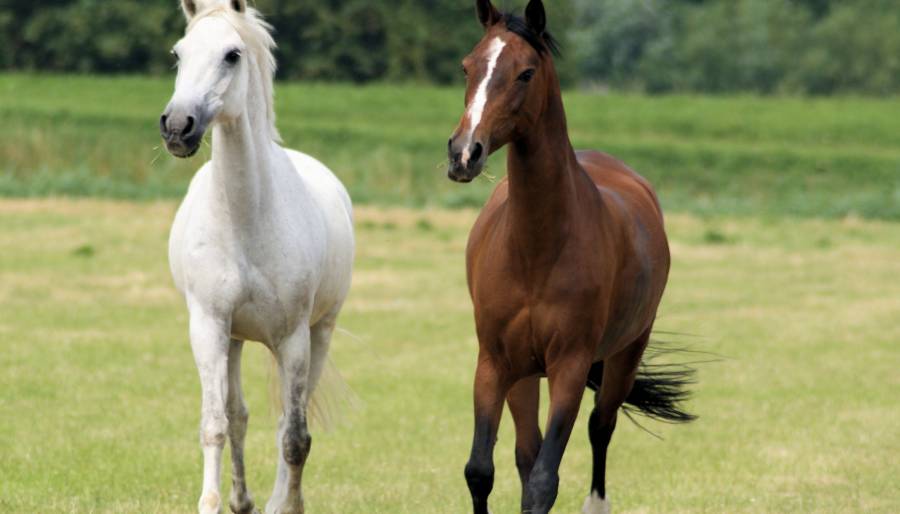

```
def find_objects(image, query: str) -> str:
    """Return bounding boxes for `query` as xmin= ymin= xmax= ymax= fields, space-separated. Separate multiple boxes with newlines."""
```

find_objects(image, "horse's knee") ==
xmin=282 ymin=416 xmax=311 ymax=467
xmin=526 ymin=467 xmax=560 ymax=512
xmin=201 ymin=413 xmax=228 ymax=448
xmin=464 ymin=458 xmax=495 ymax=499
xmin=228 ymin=404 xmax=249 ymax=432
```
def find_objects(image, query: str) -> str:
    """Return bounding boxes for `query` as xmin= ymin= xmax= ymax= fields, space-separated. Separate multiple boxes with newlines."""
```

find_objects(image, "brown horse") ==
xmin=446 ymin=1 xmax=695 ymax=513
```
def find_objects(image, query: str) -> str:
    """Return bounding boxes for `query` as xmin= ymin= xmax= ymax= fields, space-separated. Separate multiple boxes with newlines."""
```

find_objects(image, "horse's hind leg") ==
xmin=267 ymin=327 xmax=313 ymax=514
xmin=583 ymin=332 xmax=649 ymax=514
xmin=226 ymin=339 xmax=258 ymax=514
xmin=524 ymin=354 xmax=592 ymax=514
xmin=507 ymin=376 xmax=542 ymax=511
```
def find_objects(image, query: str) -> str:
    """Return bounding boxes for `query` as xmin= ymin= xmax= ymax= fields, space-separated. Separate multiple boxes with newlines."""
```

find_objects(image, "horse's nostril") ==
xmin=160 ymin=115 xmax=169 ymax=134
xmin=448 ymin=138 xmax=453 ymax=150
xmin=183 ymin=116 xmax=195 ymax=137
xmin=470 ymin=142 xmax=484 ymax=164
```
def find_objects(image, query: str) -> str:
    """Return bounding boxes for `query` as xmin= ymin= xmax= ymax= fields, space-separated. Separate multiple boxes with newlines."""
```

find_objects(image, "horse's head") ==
xmin=160 ymin=0 xmax=272 ymax=158
xmin=447 ymin=0 xmax=559 ymax=183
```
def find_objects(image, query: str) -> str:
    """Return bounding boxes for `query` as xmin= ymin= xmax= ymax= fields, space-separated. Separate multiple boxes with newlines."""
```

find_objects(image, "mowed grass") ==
xmin=0 ymin=199 xmax=898 ymax=513
xmin=2 ymin=73 xmax=900 ymax=218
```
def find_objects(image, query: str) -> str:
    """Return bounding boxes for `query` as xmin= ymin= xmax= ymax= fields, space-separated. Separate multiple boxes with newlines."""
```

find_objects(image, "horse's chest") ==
xmin=179 ymin=235 xmax=313 ymax=344
xmin=229 ymin=265 xmax=291 ymax=343
xmin=471 ymin=257 xmax=605 ymax=363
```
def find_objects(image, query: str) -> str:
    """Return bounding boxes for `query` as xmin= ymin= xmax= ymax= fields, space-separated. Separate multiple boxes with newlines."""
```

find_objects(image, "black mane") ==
xmin=503 ymin=13 xmax=562 ymax=57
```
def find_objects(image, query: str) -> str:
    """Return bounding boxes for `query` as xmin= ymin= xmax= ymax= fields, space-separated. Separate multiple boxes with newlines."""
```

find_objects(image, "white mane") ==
xmin=188 ymin=6 xmax=281 ymax=142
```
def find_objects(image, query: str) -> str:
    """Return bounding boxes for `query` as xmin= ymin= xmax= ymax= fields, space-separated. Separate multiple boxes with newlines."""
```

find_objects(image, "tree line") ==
xmin=2 ymin=0 xmax=898 ymax=95
xmin=572 ymin=0 xmax=900 ymax=95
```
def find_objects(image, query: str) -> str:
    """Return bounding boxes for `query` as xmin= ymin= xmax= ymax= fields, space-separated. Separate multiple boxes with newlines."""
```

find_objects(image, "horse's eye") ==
xmin=225 ymin=50 xmax=241 ymax=65
xmin=517 ymin=69 xmax=536 ymax=83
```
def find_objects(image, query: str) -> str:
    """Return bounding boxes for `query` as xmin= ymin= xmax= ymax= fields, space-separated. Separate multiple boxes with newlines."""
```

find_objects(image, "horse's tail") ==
xmin=587 ymin=341 xmax=698 ymax=426
xmin=306 ymin=355 xmax=360 ymax=431
xmin=624 ymin=361 xmax=697 ymax=424
xmin=268 ymin=331 xmax=361 ymax=432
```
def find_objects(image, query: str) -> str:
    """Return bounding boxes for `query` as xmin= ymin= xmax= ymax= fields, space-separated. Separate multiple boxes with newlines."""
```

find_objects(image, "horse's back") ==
xmin=577 ymin=150 xmax=664 ymax=225
xmin=286 ymin=149 xmax=353 ymax=221
xmin=578 ymin=149 xmax=669 ymax=267
xmin=576 ymin=148 xmax=669 ymax=259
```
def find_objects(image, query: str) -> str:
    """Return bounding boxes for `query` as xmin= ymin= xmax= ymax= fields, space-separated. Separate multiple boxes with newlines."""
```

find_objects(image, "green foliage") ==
xmin=255 ymin=0 xmax=391 ymax=83
xmin=571 ymin=0 xmax=668 ymax=89
xmin=573 ymin=0 xmax=900 ymax=95
xmin=8 ymin=0 xmax=182 ymax=74
xmin=5 ymin=0 xmax=899 ymax=94
xmin=787 ymin=0 xmax=900 ymax=95
xmin=1 ymin=0 xmax=573 ymax=84
xmin=2 ymin=74 xmax=899 ymax=219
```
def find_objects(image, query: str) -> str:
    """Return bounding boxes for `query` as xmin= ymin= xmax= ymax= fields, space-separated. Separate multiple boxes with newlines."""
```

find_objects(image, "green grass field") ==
xmin=1 ymin=73 xmax=899 ymax=512
xmin=1 ymin=200 xmax=898 ymax=513
xmin=2 ymin=74 xmax=900 ymax=218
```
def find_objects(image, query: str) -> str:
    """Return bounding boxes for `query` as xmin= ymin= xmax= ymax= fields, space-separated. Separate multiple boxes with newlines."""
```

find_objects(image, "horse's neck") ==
xmin=210 ymin=72 xmax=276 ymax=225
xmin=506 ymin=88 xmax=581 ymax=258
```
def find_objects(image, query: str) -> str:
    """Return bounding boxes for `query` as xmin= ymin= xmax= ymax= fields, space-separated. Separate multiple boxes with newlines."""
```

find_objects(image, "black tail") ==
xmin=624 ymin=363 xmax=697 ymax=423
xmin=587 ymin=342 xmax=699 ymax=425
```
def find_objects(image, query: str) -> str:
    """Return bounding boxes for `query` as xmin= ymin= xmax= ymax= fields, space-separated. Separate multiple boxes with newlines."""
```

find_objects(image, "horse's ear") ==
xmin=476 ymin=0 xmax=502 ymax=29
xmin=181 ymin=0 xmax=198 ymax=20
xmin=525 ymin=0 xmax=546 ymax=34
xmin=230 ymin=0 xmax=246 ymax=13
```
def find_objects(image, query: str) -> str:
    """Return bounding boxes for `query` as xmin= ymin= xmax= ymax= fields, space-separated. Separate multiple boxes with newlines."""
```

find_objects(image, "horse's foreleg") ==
xmin=583 ymin=333 xmax=649 ymax=514
xmin=524 ymin=355 xmax=591 ymax=514
xmin=267 ymin=328 xmax=312 ymax=514
xmin=189 ymin=313 xmax=232 ymax=514
xmin=226 ymin=339 xmax=258 ymax=514
xmin=465 ymin=354 xmax=511 ymax=514
xmin=507 ymin=376 xmax=542 ymax=511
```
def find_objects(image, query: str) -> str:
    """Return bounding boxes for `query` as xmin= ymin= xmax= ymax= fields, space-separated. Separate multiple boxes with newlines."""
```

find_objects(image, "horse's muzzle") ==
xmin=160 ymin=108 xmax=206 ymax=159
xmin=447 ymin=138 xmax=486 ymax=183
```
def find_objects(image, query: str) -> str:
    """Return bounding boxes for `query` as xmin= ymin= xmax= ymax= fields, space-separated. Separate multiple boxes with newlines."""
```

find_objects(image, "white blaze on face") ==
xmin=462 ymin=36 xmax=507 ymax=164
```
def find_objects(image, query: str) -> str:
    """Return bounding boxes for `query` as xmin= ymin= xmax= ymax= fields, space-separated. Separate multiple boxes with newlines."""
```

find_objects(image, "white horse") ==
xmin=159 ymin=1 xmax=354 ymax=513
